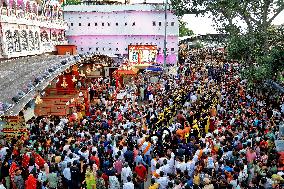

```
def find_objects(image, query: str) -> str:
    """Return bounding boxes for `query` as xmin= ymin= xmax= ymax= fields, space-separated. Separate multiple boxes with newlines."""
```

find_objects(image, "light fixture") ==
xmin=72 ymin=65 xmax=78 ymax=72
xmin=70 ymin=98 xmax=75 ymax=103
xmin=92 ymin=65 xmax=96 ymax=71
xmin=61 ymin=77 xmax=68 ymax=88
xmin=35 ymin=95 xmax=43 ymax=104
xmin=86 ymin=66 xmax=91 ymax=74
xmin=71 ymin=75 xmax=77 ymax=82
xmin=79 ymin=70 xmax=85 ymax=77
xmin=66 ymin=101 xmax=70 ymax=106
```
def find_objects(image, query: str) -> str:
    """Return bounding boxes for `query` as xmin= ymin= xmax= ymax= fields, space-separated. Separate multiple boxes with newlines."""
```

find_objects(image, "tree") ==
xmin=63 ymin=0 xmax=82 ymax=6
xmin=171 ymin=0 xmax=284 ymax=85
xmin=179 ymin=20 xmax=194 ymax=37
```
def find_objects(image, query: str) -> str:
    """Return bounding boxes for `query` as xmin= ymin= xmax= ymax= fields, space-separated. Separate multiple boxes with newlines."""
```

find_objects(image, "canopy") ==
xmin=146 ymin=67 xmax=163 ymax=72
xmin=116 ymin=69 xmax=138 ymax=75
xmin=133 ymin=63 xmax=151 ymax=69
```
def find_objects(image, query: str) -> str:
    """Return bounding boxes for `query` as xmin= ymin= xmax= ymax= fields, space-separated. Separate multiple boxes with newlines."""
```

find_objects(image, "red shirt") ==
xmin=102 ymin=173 xmax=109 ymax=187
xmin=134 ymin=165 xmax=147 ymax=181
xmin=90 ymin=156 xmax=100 ymax=168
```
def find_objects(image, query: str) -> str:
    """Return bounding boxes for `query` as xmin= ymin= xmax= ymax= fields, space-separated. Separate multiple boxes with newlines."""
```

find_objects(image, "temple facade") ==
xmin=0 ymin=0 xmax=68 ymax=59
xmin=64 ymin=3 xmax=179 ymax=64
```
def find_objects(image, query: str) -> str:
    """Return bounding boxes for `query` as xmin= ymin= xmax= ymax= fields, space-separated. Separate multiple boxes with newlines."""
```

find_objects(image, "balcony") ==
xmin=0 ymin=7 xmax=68 ymax=30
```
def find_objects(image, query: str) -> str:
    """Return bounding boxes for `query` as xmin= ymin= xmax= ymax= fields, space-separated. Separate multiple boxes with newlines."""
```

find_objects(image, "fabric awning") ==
xmin=146 ymin=67 xmax=163 ymax=72
xmin=116 ymin=69 xmax=138 ymax=75
xmin=133 ymin=63 xmax=151 ymax=69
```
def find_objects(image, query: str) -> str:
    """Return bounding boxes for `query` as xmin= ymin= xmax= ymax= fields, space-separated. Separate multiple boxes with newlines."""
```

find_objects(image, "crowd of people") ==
xmin=0 ymin=51 xmax=284 ymax=189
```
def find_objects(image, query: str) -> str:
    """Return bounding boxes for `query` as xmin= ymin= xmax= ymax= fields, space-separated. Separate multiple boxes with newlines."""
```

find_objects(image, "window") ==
xmin=109 ymin=48 xmax=112 ymax=50
xmin=89 ymin=48 xmax=92 ymax=51
xmin=95 ymin=23 xmax=97 ymax=26
xmin=125 ymin=22 xmax=127 ymax=26
xmin=102 ymin=47 xmax=105 ymax=51
xmin=159 ymin=22 xmax=162 ymax=26
xmin=79 ymin=23 xmax=81 ymax=26
xmin=108 ymin=22 xmax=110 ymax=26
xmin=102 ymin=23 xmax=104 ymax=26
xmin=81 ymin=48 xmax=83 ymax=51
xmin=132 ymin=22 xmax=136 ymax=26
xmin=116 ymin=23 xmax=118 ymax=26
xmin=171 ymin=22 xmax=175 ymax=26
xmin=125 ymin=48 xmax=128 ymax=51
xmin=171 ymin=48 xmax=175 ymax=51
xmin=88 ymin=23 xmax=90 ymax=26
xmin=116 ymin=48 xmax=119 ymax=51
xmin=96 ymin=47 xmax=99 ymax=51
xmin=153 ymin=21 xmax=156 ymax=26
xmin=70 ymin=23 xmax=73 ymax=26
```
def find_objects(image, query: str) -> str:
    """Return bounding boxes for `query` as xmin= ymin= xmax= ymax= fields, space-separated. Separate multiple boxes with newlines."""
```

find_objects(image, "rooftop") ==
xmin=63 ymin=3 xmax=169 ymax=12
xmin=0 ymin=55 xmax=80 ymax=116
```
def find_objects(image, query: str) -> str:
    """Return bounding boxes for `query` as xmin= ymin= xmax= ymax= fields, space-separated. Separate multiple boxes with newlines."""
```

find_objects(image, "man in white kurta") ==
xmin=121 ymin=163 xmax=133 ymax=184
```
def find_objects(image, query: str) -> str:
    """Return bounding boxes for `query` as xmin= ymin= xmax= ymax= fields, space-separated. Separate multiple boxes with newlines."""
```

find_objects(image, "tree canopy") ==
xmin=171 ymin=0 xmax=284 ymax=86
xmin=179 ymin=20 xmax=194 ymax=37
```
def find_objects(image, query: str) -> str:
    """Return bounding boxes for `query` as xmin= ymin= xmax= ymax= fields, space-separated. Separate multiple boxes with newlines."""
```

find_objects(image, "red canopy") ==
xmin=115 ymin=70 xmax=138 ymax=75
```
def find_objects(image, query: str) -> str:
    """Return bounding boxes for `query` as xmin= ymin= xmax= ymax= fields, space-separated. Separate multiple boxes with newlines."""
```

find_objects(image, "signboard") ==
xmin=128 ymin=45 xmax=157 ymax=64
xmin=1 ymin=116 xmax=28 ymax=139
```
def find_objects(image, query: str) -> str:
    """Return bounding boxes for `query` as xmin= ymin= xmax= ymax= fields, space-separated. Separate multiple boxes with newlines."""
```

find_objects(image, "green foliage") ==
xmin=171 ymin=0 xmax=284 ymax=84
xmin=195 ymin=41 xmax=203 ymax=49
xmin=179 ymin=20 xmax=194 ymax=37
xmin=63 ymin=0 xmax=82 ymax=6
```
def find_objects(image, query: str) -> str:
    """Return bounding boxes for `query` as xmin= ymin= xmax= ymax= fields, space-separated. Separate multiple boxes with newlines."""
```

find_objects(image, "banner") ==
xmin=128 ymin=45 xmax=157 ymax=64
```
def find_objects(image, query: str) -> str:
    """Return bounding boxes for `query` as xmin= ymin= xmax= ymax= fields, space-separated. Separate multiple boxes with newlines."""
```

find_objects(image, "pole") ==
xmin=163 ymin=0 xmax=168 ymax=72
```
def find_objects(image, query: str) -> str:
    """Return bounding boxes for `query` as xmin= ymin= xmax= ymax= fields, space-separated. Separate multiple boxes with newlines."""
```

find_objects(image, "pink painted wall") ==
xmin=68 ymin=35 xmax=178 ymax=64
xmin=65 ymin=11 xmax=178 ymax=36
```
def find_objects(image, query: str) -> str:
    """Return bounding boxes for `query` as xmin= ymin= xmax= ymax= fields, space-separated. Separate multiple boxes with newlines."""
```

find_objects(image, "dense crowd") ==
xmin=0 ymin=53 xmax=284 ymax=189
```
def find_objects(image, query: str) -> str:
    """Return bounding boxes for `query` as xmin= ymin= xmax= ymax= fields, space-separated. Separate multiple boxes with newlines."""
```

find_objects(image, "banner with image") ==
xmin=128 ymin=45 xmax=157 ymax=64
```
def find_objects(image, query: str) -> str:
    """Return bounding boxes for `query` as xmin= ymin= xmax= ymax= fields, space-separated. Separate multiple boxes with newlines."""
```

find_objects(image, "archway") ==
xmin=28 ymin=30 xmax=34 ymax=51
xmin=20 ymin=30 xmax=28 ymax=51
xmin=34 ymin=31 xmax=40 ymax=50
xmin=5 ymin=30 xmax=13 ymax=53
xmin=13 ymin=30 xmax=21 ymax=52
xmin=40 ymin=30 xmax=49 ymax=43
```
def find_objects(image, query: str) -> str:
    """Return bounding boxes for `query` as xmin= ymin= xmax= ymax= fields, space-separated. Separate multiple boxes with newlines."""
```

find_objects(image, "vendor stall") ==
xmin=113 ymin=63 xmax=139 ymax=88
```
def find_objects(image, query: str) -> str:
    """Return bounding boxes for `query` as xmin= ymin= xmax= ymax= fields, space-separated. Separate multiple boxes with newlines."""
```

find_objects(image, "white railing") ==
xmin=0 ymin=7 xmax=68 ymax=29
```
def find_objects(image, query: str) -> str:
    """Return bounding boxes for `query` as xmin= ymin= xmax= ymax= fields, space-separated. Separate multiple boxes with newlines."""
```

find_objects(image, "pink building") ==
xmin=64 ymin=4 xmax=179 ymax=64
xmin=0 ymin=0 xmax=68 ymax=59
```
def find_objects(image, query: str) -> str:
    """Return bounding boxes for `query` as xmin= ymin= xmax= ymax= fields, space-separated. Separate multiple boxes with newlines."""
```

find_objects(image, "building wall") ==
xmin=65 ymin=11 xmax=178 ymax=36
xmin=0 ymin=1 xmax=68 ymax=59
xmin=68 ymin=35 xmax=178 ymax=54
xmin=64 ymin=4 xmax=179 ymax=64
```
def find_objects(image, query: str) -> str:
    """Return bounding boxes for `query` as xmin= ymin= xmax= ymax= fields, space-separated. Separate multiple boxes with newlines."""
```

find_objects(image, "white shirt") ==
xmin=78 ymin=150 xmax=89 ymax=162
xmin=0 ymin=184 xmax=6 ymax=189
xmin=123 ymin=182 xmax=134 ymax=189
xmin=121 ymin=167 xmax=132 ymax=183
xmin=63 ymin=167 xmax=71 ymax=180
xmin=151 ymin=159 xmax=157 ymax=172
xmin=149 ymin=94 xmax=154 ymax=101
xmin=176 ymin=161 xmax=187 ymax=172
xmin=157 ymin=176 xmax=169 ymax=189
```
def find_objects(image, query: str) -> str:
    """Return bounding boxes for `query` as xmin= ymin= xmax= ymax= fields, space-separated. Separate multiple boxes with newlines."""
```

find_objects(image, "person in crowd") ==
xmin=0 ymin=49 xmax=283 ymax=189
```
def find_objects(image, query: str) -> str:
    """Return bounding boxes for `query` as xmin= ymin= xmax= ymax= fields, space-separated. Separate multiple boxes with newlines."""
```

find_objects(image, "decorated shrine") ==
xmin=113 ymin=60 xmax=139 ymax=88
